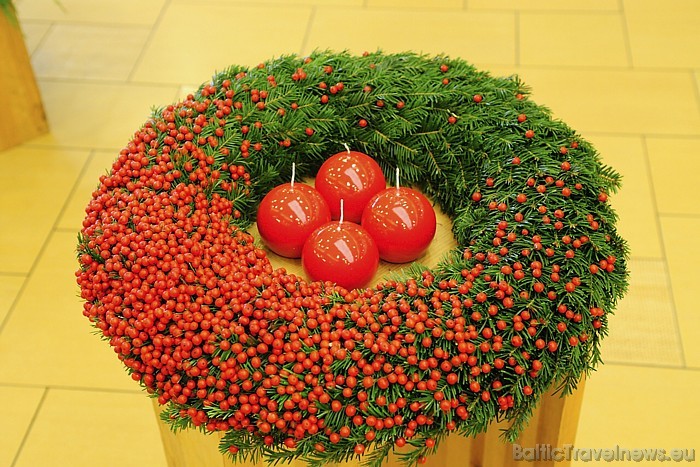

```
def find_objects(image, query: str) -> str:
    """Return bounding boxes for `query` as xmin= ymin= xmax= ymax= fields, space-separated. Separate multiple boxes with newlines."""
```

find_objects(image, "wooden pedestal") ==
xmin=0 ymin=6 xmax=48 ymax=151
xmin=152 ymin=378 xmax=585 ymax=467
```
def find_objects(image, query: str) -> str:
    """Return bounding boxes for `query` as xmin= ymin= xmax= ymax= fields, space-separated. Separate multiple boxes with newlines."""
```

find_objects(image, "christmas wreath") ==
xmin=76 ymin=51 xmax=628 ymax=466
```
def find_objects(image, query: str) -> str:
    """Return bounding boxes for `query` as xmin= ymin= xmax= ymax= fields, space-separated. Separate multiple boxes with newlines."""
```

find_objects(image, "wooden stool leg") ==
xmin=443 ymin=377 xmax=586 ymax=467
xmin=1 ymin=7 xmax=49 ymax=151
xmin=152 ymin=399 xmax=229 ymax=467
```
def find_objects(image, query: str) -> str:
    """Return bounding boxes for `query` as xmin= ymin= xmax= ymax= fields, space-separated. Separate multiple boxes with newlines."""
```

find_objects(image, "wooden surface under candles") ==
xmin=153 ymin=181 xmax=586 ymax=467
xmin=251 ymin=180 xmax=457 ymax=288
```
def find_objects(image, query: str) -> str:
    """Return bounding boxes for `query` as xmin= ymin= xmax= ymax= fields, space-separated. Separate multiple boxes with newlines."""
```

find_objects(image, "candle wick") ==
xmin=343 ymin=143 xmax=350 ymax=154
xmin=338 ymin=199 xmax=344 ymax=230
xmin=291 ymin=162 xmax=296 ymax=189
xmin=396 ymin=167 xmax=400 ymax=190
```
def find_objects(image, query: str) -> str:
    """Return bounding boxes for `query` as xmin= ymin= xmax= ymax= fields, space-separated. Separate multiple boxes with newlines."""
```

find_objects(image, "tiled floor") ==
xmin=2 ymin=0 xmax=699 ymax=465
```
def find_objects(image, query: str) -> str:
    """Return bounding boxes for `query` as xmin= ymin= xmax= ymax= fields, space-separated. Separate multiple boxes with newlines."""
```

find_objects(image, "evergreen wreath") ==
xmin=76 ymin=51 xmax=628 ymax=467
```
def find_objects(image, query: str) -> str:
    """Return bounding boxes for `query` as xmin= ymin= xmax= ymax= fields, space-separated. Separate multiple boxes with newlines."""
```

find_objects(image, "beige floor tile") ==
xmin=520 ymin=13 xmax=628 ymax=67
xmin=599 ymin=259 xmax=683 ymax=368
xmin=33 ymin=80 xmax=179 ymax=150
xmin=305 ymin=8 xmax=515 ymax=65
xmin=0 ymin=146 xmax=88 ymax=274
xmin=575 ymin=364 xmax=699 ymax=463
xmin=0 ymin=232 xmax=137 ymax=390
xmin=0 ymin=385 xmax=45 ymax=467
xmin=507 ymin=68 xmax=700 ymax=136
xmin=646 ymin=137 xmax=700 ymax=216
xmin=367 ymin=0 xmax=463 ymax=9
xmin=56 ymin=150 xmax=119 ymax=231
xmin=15 ymin=0 xmax=166 ymax=25
xmin=14 ymin=388 xmax=166 ymax=467
xmin=587 ymin=135 xmax=662 ymax=258
xmin=661 ymin=216 xmax=700 ymax=368
xmin=469 ymin=0 xmax=619 ymax=11
xmin=31 ymin=24 xmax=150 ymax=81
xmin=623 ymin=0 xmax=700 ymax=68
xmin=19 ymin=21 xmax=51 ymax=55
xmin=0 ymin=275 xmax=25 ymax=326
xmin=131 ymin=3 xmax=313 ymax=85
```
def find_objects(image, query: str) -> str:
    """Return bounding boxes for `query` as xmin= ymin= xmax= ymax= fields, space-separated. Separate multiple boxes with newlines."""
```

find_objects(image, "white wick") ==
xmin=338 ymin=199 xmax=344 ymax=230
xmin=291 ymin=162 xmax=296 ymax=189
xmin=343 ymin=143 xmax=351 ymax=154
xmin=396 ymin=167 xmax=400 ymax=190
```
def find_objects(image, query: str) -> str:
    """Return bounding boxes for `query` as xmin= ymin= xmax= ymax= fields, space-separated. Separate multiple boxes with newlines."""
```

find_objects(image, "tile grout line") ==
xmin=0 ymin=381 xmax=145 ymax=395
xmin=617 ymin=0 xmax=635 ymax=68
xmin=458 ymin=8 xmax=625 ymax=15
xmin=299 ymin=5 xmax=317 ymax=57
xmin=625 ymin=255 xmax=679 ymax=262
xmin=0 ymin=272 xmax=29 ymax=277
xmin=639 ymin=135 xmax=687 ymax=368
xmin=38 ymin=65 xmax=700 ymax=83
xmin=510 ymin=63 xmax=699 ymax=73
xmin=11 ymin=387 xmax=49 ymax=467
xmin=583 ymin=131 xmax=700 ymax=140
xmin=20 ymin=141 xmax=122 ymax=153
xmin=658 ymin=212 xmax=700 ymax=219
xmin=32 ymin=21 xmax=153 ymax=31
xmin=603 ymin=360 xmax=700 ymax=373
xmin=27 ymin=21 xmax=55 ymax=59
xmin=0 ymin=150 xmax=97 ymax=337
xmin=38 ymin=75 xmax=183 ymax=88
xmin=125 ymin=0 xmax=171 ymax=83
xmin=19 ymin=18 xmax=161 ymax=29
xmin=54 ymin=227 xmax=80 ymax=233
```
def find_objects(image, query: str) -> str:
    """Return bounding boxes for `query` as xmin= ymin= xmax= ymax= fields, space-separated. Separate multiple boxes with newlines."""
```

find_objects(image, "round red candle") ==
xmin=302 ymin=220 xmax=379 ymax=290
xmin=256 ymin=182 xmax=331 ymax=258
xmin=361 ymin=186 xmax=436 ymax=263
xmin=315 ymin=150 xmax=386 ymax=223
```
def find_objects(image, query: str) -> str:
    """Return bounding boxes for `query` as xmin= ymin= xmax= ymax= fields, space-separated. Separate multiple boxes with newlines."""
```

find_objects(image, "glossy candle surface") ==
xmin=301 ymin=221 xmax=379 ymax=290
xmin=315 ymin=151 xmax=386 ymax=223
xmin=256 ymin=183 xmax=331 ymax=258
xmin=361 ymin=186 xmax=436 ymax=263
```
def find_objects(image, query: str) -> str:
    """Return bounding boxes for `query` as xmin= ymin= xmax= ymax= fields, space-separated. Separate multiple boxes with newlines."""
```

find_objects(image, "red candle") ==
xmin=315 ymin=148 xmax=386 ymax=223
xmin=256 ymin=165 xmax=331 ymax=258
xmin=302 ymin=200 xmax=379 ymax=290
xmin=361 ymin=169 xmax=436 ymax=263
